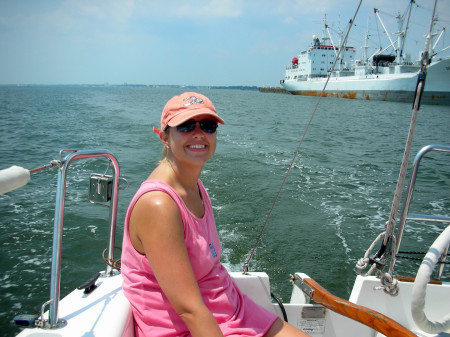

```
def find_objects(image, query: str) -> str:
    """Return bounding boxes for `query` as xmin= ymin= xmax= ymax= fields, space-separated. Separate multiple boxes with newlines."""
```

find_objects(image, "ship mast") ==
xmin=321 ymin=13 xmax=330 ymax=46
xmin=394 ymin=0 xmax=414 ymax=64
xmin=362 ymin=18 xmax=370 ymax=63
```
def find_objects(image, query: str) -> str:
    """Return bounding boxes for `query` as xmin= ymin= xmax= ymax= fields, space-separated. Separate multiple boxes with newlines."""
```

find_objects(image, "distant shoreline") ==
xmin=0 ymin=84 xmax=260 ymax=91
xmin=0 ymin=84 xmax=294 ymax=94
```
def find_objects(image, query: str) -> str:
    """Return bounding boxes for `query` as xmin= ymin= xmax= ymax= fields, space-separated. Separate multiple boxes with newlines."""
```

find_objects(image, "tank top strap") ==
xmin=196 ymin=179 xmax=212 ymax=214
xmin=137 ymin=180 xmax=183 ymax=205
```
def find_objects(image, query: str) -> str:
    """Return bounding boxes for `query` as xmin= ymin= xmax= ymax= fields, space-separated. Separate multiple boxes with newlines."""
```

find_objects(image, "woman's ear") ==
xmin=160 ymin=130 xmax=169 ymax=148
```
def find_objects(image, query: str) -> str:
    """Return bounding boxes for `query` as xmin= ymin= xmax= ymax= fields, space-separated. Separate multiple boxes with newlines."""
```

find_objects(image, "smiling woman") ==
xmin=152 ymin=92 xmax=224 ymax=163
xmin=120 ymin=92 xmax=311 ymax=337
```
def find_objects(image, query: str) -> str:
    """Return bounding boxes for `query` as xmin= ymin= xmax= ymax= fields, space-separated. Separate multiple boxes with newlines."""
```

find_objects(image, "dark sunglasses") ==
xmin=176 ymin=119 xmax=218 ymax=134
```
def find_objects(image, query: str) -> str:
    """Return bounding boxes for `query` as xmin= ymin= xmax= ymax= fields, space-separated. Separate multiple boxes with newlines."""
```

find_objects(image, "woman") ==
xmin=121 ymin=92 xmax=309 ymax=337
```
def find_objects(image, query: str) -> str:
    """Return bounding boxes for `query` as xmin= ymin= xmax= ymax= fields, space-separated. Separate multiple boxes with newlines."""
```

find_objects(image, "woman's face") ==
xmin=163 ymin=115 xmax=217 ymax=167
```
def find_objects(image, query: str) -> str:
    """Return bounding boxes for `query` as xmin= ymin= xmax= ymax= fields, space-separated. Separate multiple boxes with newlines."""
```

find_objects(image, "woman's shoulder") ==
xmin=135 ymin=181 xmax=178 ymax=210
xmin=130 ymin=186 xmax=182 ymax=235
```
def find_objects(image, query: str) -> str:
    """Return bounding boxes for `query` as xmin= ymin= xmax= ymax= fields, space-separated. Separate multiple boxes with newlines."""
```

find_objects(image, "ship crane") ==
xmin=373 ymin=1 xmax=416 ymax=65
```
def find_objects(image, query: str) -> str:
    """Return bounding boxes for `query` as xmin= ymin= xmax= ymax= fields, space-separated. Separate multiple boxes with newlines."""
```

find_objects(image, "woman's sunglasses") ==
xmin=176 ymin=119 xmax=218 ymax=134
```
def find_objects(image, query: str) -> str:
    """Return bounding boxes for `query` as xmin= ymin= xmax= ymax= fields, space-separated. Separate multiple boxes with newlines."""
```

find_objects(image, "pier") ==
xmin=259 ymin=86 xmax=291 ymax=94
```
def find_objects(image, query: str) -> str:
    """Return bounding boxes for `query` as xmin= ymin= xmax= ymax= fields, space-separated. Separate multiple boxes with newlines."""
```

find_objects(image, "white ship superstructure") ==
xmin=286 ymin=34 xmax=356 ymax=82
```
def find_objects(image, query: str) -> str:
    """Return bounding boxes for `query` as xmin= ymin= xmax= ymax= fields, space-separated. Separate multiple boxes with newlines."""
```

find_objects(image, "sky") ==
xmin=0 ymin=0 xmax=449 ymax=87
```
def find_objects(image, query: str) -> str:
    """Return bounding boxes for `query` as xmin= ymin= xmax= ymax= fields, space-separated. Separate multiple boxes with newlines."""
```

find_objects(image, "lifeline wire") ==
xmin=243 ymin=0 xmax=364 ymax=274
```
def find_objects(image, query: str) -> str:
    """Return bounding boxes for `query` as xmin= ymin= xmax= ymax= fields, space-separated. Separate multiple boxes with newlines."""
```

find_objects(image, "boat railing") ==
xmin=394 ymin=144 xmax=450 ymax=279
xmin=45 ymin=149 xmax=121 ymax=329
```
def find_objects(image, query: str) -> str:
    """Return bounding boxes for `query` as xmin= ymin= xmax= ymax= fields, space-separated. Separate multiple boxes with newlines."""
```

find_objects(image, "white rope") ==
xmin=356 ymin=227 xmax=400 ymax=295
xmin=384 ymin=81 xmax=422 ymax=246
xmin=384 ymin=0 xmax=436 ymax=250
xmin=382 ymin=234 xmax=399 ymax=295
xmin=356 ymin=231 xmax=386 ymax=276
xmin=359 ymin=79 xmax=427 ymax=296
xmin=375 ymin=272 xmax=399 ymax=296
xmin=357 ymin=0 xmax=436 ymax=293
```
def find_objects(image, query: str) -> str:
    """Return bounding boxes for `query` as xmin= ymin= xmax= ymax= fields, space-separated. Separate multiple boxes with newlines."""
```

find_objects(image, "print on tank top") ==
xmin=209 ymin=243 xmax=218 ymax=258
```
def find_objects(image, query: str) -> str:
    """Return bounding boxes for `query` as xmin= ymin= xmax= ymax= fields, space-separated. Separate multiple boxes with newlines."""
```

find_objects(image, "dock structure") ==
xmin=259 ymin=87 xmax=291 ymax=94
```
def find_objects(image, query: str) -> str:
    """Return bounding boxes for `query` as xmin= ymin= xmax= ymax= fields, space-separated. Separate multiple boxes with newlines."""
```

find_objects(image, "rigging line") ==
xmin=383 ymin=0 xmax=438 ymax=279
xmin=386 ymin=0 xmax=437 ymax=242
xmin=242 ymin=0 xmax=364 ymax=274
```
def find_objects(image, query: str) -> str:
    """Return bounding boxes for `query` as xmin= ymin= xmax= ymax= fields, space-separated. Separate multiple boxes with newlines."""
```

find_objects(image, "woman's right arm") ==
xmin=129 ymin=191 xmax=224 ymax=337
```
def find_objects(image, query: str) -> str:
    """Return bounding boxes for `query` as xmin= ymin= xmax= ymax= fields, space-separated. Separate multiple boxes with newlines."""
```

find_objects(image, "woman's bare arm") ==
xmin=129 ymin=191 xmax=224 ymax=337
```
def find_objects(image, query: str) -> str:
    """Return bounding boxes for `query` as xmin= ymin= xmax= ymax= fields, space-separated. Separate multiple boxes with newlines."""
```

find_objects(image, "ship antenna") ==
xmin=243 ymin=0 xmax=364 ymax=274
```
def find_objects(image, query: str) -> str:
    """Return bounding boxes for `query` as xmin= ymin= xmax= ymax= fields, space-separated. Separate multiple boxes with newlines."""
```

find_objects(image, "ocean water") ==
xmin=0 ymin=86 xmax=449 ymax=336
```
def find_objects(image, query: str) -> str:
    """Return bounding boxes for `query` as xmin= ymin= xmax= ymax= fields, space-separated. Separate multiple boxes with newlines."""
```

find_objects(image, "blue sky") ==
xmin=1 ymin=0 xmax=449 ymax=86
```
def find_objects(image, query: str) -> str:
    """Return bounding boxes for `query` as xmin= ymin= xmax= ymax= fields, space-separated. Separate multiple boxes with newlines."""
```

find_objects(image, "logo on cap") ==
xmin=183 ymin=96 xmax=204 ymax=107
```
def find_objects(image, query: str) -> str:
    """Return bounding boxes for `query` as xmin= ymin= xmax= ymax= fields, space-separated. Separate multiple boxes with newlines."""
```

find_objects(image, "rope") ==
xmin=242 ymin=0 xmax=364 ymax=274
xmin=357 ymin=2 xmax=438 ymax=297
xmin=356 ymin=231 xmax=386 ymax=276
xmin=355 ymin=226 xmax=400 ymax=296
xmin=375 ymin=272 xmax=399 ymax=296
xmin=103 ymin=247 xmax=121 ymax=272
xmin=357 ymin=80 xmax=426 ymax=293
xmin=384 ymin=0 xmax=436 ymax=248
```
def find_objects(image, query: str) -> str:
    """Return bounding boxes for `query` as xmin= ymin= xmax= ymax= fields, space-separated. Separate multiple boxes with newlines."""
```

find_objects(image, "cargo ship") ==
xmin=280 ymin=3 xmax=450 ymax=105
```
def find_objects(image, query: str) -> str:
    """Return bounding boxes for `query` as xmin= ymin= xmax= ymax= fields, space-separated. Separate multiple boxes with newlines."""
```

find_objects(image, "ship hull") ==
xmin=281 ymin=57 xmax=450 ymax=105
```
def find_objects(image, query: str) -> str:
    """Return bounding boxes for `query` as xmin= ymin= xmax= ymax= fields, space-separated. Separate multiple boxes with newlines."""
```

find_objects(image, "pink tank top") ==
xmin=121 ymin=180 xmax=277 ymax=336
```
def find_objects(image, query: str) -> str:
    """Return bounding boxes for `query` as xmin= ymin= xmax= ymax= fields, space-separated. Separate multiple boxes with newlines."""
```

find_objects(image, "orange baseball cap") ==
xmin=153 ymin=92 xmax=225 ymax=137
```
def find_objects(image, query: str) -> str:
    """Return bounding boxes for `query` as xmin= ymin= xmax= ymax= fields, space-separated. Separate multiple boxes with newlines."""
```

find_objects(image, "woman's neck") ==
xmin=153 ymin=160 xmax=204 ymax=217
xmin=152 ymin=159 xmax=201 ymax=191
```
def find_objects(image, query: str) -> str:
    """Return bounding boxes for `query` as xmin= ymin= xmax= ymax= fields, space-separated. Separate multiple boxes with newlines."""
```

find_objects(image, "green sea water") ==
xmin=0 ymin=86 xmax=449 ymax=336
